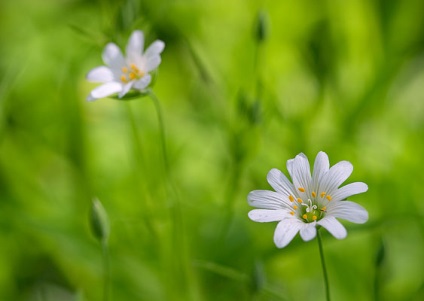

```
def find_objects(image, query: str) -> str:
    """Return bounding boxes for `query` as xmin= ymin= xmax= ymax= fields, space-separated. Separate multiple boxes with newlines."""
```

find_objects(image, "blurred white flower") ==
xmin=86 ymin=30 xmax=165 ymax=101
xmin=248 ymin=151 xmax=368 ymax=248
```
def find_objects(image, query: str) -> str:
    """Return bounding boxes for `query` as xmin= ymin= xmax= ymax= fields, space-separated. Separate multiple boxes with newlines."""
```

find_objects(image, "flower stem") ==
xmin=125 ymin=104 xmax=157 ymax=238
xmin=147 ymin=90 xmax=170 ymax=174
xmin=102 ymin=239 xmax=110 ymax=301
xmin=147 ymin=90 xmax=197 ymax=300
xmin=317 ymin=229 xmax=331 ymax=301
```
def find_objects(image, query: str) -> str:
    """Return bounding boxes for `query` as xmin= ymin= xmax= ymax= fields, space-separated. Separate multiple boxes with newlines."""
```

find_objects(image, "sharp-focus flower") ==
xmin=248 ymin=151 xmax=368 ymax=248
xmin=86 ymin=30 xmax=165 ymax=101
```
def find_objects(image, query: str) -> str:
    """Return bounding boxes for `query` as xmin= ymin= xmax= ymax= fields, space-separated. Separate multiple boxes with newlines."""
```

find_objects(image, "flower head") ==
xmin=248 ymin=151 xmax=368 ymax=248
xmin=86 ymin=30 xmax=165 ymax=101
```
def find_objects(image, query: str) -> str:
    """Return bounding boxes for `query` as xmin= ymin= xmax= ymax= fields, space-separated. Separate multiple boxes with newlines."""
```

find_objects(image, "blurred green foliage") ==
xmin=1 ymin=0 xmax=424 ymax=300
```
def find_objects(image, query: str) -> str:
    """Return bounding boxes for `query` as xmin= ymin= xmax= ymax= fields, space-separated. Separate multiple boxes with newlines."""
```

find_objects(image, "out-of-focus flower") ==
xmin=86 ymin=30 xmax=165 ymax=101
xmin=248 ymin=151 xmax=368 ymax=248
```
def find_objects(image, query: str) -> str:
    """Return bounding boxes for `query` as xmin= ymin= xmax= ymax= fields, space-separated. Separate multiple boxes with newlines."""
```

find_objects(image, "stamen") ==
xmin=312 ymin=191 xmax=317 ymax=198
xmin=302 ymin=214 xmax=307 ymax=220
xmin=290 ymin=211 xmax=295 ymax=216
xmin=312 ymin=215 xmax=317 ymax=221
xmin=293 ymin=205 xmax=298 ymax=210
xmin=326 ymin=195 xmax=332 ymax=201
xmin=297 ymin=198 xmax=303 ymax=203
xmin=320 ymin=192 xmax=326 ymax=198
xmin=289 ymin=195 xmax=294 ymax=202
xmin=120 ymin=75 xmax=127 ymax=82
xmin=130 ymin=63 xmax=138 ymax=71
xmin=121 ymin=67 xmax=128 ymax=73
xmin=129 ymin=72 xmax=136 ymax=80
xmin=298 ymin=187 xmax=305 ymax=192
xmin=320 ymin=206 xmax=327 ymax=212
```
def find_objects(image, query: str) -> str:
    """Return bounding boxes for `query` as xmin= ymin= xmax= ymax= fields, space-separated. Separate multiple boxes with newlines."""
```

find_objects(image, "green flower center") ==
xmin=288 ymin=188 xmax=331 ymax=223
xmin=301 ymin=206 xmax=325 ymax=222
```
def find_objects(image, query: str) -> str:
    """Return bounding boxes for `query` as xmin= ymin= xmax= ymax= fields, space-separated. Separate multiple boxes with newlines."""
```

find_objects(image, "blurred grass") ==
xmin=1 ymin=0 xmax=424 ymax=300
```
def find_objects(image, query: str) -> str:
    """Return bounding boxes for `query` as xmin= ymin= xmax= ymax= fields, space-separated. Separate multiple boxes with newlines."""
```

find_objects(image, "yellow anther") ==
xmin=320 ymin=192 xmax=326 ymax=198
xmin=297 ymin=198 xmax=303 ymax=203
xmin=298 ymin=187 xmax=305 ymax=192
xmin=289 ymin=195 xmax=294 ymax=202
xmin=302 ymin=214 xmax=308 ymax=220
xmin=120 ymin=75 xmax=127 ymax=82
xmin=312 ymin=215 xmax=317 ymax=221
xmin=130 ymin=63 xmax=139 ymax=71
xmin=129 ymin=72 xmax=136 ymax=80
xmin=293 ymin=205 xmax=298 ymax=210
xmin=121 ymin=67 xmax=128 ymax=73
xmin=321 ymin=206 xmax=327 ymax=212
xmin=290 ymin=211 xmax=295 ymax=216
xmin=326 ymin=195 xmax=332 ymax=201
xmin=312 ymin=191 xmax=317 ymax=198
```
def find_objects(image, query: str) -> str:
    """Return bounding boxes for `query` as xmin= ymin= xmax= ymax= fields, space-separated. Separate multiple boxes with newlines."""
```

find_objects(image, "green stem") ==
xmin=317 ymin=229 xmax=331 ymax=301
xmin=125 ymin=104 xmax=144 ymax=164
xmin=125 ymin=104 xmax=157 ymax=238
xmin=147 ymin=90 xmax=170 ymax=174
xmin=102 ymin=240 xmax=110 ymax=301
xmin=147 ymin=90 xmax=193 ymax=300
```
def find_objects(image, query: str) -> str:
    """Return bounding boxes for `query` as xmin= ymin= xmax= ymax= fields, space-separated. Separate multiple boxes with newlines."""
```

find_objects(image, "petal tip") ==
xmin=86 ymin=95 xmax=97 ymax=102
xmin=363 ymin=183 xmax=369 ymax=192
xmin=156 ymin=40 xmax=165 ymax=53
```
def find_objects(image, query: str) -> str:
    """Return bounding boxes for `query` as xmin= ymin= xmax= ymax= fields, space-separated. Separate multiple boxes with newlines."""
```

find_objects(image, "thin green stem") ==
xmin=147 ymin=90 xmax=170 ymax=174
xmin=147 ymin=90 xmax=196 ymax=300
xmin=125 ymin=104 xmax=157 ymax=238
xmin=102 ymin=240 xmax=110 ymax=301
xmin=125 ymin=104 xmax=144 ymax=164
xmin=317 ymin=229 xmax=331 ymax=301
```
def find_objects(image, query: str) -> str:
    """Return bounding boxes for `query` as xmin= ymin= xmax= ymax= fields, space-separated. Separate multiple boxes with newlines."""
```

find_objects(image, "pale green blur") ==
xmin=0 ymin=0 xmax=423 ymax=300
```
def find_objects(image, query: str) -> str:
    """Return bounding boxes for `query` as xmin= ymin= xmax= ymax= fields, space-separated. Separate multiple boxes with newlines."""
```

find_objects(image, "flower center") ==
xmin=300 ymin=199 xmax=322 ymax=222
xmin=288 ymin=189 xmax=331 ymax=223
xmin=120 ymin=64 xmax=145 ymax=83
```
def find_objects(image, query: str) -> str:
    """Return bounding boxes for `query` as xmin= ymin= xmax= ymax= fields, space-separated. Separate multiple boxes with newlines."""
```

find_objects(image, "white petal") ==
xmin=87 ymin=82 xmax=122 ymax=101
xmin=267 ymin=168 xmax=295 ymax=197
xmin=86 ymin=66 xmax=114 ymax=83
xmin=127 ymin=30 xmax=144 ymax=54
xmin=332 ymin=182 xmax=368 ymax=202
xmin=145 ymin=55 xmax=162 ymax=72
xmin=312 ymin=151 xmax=329 ymax=191
xmin=318 ymin=216 xmax=347 ymax=239
xmin=299 ymin=223 xmax=317 ymax=241
xmin=327 ymin=201 xmax=368 ymax=223
xmin=287 ymin=153 xmax=312 ymax=196
xmin=320 ymin=161 xmax=353 ymax=194
xmin=126 ymin=30 xmax=144 ymax=62
xmin=286 ymin=158 xmax=294 ymax=175
xmin=144 ymin=40 xmax=165 ymax=58
xmin=119 ymin=82 xmax=134 ymax=98
xmin=133 ymin=74 xmax=151 ymax=90
xmin=247 ymin=190 xmax=291 ymax=209
xmin=274 ymin=219 xmax=303 ymax=248
xmin=102 ymin=43 xmax=125 ymax=69
xmin=248 ymin=209 xmax=290 ymax=222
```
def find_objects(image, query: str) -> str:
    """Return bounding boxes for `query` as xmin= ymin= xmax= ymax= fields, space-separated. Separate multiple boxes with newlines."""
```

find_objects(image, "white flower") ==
xmin=86 ymin=30 xmax=165 ymax=101
xmin=248 ymin=151 xmax=368 ymax=248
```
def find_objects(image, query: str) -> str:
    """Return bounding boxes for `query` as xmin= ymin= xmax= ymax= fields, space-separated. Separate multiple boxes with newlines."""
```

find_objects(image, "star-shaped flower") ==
xmin=248 ymin=151 xmax=368 ymax=248
xmin=86 ymin=30 xmax=165 ymax=101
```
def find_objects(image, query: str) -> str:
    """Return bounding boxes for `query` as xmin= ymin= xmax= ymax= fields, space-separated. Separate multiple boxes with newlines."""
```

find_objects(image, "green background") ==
xmin=0 ymin=0 xmax=423 ymax=300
